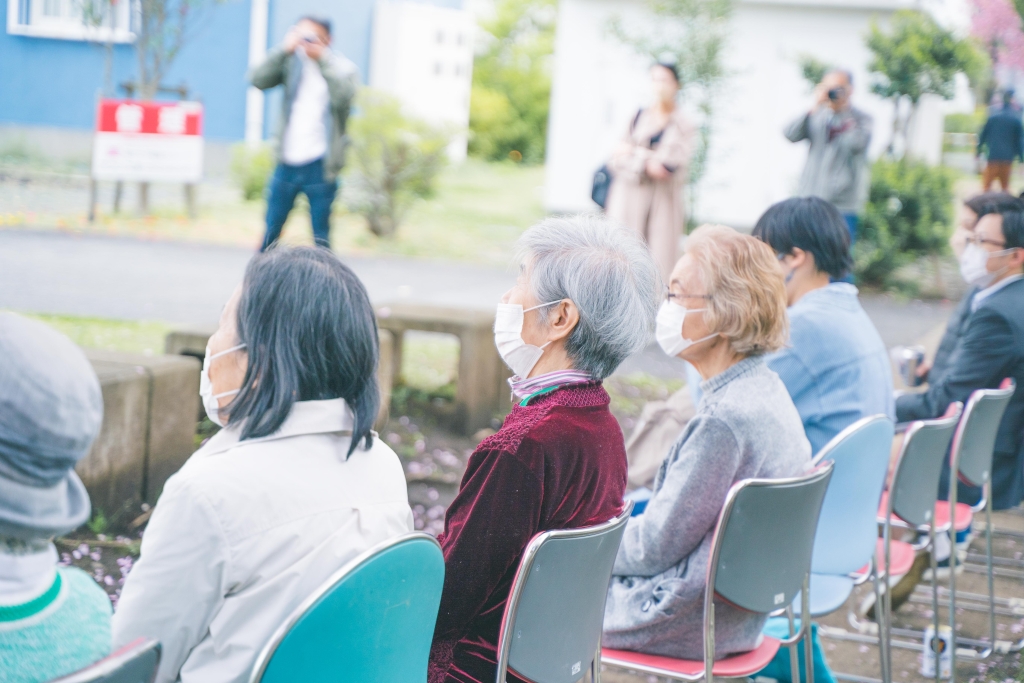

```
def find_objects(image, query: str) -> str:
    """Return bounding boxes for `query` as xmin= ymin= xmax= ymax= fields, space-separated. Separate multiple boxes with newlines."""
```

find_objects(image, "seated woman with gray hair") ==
xmin=603 ymin=225 xmax=812 ymax=659
xmin=428 ymin=215 xmax=660 ymax=683
xmin=0 ymin=313 xmax=112 ymax=681
xmin=112 ymin=246 xmax=413 ymax=683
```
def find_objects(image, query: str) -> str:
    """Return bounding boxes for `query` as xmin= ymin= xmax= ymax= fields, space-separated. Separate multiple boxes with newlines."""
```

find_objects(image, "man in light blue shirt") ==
xmin=754 ymin=197 xmax=894 ymax=454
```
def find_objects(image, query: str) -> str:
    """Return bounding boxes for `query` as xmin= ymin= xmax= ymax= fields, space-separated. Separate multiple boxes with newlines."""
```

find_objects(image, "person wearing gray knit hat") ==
xmin=0 ymin=313 xmax=112 ymax=682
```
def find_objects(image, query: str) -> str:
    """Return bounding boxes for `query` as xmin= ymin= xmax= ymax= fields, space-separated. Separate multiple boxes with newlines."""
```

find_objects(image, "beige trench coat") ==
xmin=605 ymin=108 xmax=695 ymax=282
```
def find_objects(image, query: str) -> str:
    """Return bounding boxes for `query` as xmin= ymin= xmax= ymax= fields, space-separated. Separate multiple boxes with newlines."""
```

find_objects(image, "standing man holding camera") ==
xmin=249 ymin=16 xmax=358 ymax=250
xmin=785 ymin=70 xmax=873 ymax=242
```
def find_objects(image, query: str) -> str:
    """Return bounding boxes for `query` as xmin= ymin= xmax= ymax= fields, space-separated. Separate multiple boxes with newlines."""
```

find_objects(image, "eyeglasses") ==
xmin=665 ymin=290 xmax=711 ymax=302
xmin=965 ymin=234 xmax=1007 ymax=248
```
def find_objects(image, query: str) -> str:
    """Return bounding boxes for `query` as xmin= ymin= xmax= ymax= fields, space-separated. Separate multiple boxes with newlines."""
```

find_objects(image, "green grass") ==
xmin=9 ymin=159 xmax=548 ymax=267
xmin=399 ymin=331 xmax=461 ymax=390
xmin=14 ymin=313 xmax=171 ymax=355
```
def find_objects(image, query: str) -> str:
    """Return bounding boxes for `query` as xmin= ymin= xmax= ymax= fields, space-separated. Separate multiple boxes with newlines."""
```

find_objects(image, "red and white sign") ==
xmin=92 ymin=99 xmax=204 ymax=183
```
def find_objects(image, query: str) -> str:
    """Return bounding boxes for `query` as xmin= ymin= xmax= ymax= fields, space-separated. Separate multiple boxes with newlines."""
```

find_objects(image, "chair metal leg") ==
xmin=870 ymin=557 xmax=889 ymax=683
xmin=985 ymin=490 xmax=996 ymax=651
xmin=591 ymin=646 xmax=601 ymax=683
xmin=949 ymin=505 xmax=958 ymax=683
xmin=928 ymin=523 xmax=940 ymax=683
xmin=802 ymin=574 xmax=815 ymax=683
xmin=787 ymin=605 xmax=801 ymax=683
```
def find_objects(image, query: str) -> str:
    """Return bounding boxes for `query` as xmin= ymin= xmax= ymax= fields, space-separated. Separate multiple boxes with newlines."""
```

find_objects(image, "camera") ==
xmin=827 ymin=87 xmax=845 ymax=102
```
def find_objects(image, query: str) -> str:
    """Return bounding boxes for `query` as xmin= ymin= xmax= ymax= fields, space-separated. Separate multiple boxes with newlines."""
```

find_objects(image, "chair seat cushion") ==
xmin=853 ymin=539 xmax=915 ymax=578
xmin=933 ymin=501 xmax=972 ymax=532
xmin=877 ymin=493 xmax=972 ymax=532
xmin=792 ymin=573 xmax=854 ymax=617
xmin=602 ymin=636 xmax=780 ymax=679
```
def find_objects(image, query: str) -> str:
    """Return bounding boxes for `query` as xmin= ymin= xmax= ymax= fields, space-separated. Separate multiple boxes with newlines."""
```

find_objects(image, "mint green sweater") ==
xmin=0 ymin=567 xmax=112 ymax=682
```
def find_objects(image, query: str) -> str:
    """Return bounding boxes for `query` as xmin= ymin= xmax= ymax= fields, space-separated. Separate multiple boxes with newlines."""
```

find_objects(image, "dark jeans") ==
xmin=842 ymin=213 xmax=859 ymax=244
xmin=262 ymin=157 xmax=337 ymax=251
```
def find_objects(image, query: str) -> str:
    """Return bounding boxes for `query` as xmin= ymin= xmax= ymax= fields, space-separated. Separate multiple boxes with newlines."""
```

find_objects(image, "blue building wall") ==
xmin=0 ymin=0 xmax=462 ymax=141
xmin=0 ymin=0 xmax=251 ymax=140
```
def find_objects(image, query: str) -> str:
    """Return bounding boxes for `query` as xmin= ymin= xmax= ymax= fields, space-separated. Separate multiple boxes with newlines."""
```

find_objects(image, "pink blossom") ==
xmin=972 ymin=0 xmax=1024 ymax=71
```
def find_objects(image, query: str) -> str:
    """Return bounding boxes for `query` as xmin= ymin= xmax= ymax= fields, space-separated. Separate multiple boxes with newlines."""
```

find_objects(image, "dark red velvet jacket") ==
xmin=428 ymin=382 xmax=628 ymax=683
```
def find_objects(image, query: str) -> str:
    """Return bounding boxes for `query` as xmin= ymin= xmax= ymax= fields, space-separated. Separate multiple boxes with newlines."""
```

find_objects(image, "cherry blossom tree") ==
xmin=972 ymin=0 xmax=1024 ymax=72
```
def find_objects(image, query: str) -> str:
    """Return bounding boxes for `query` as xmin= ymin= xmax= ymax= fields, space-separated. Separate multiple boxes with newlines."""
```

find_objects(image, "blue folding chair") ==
xmin=249 ymin=532 xmax=445 ymax=683
xmin=796 ymin=415 xmax=895 ymax=682
xmin=51 ymin=638 xmax=161 ymax=683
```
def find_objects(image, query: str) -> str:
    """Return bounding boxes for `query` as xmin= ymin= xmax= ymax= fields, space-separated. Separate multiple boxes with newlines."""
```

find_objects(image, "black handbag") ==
xmin=593 ymin=109 xmax=645 ymax=209
xmin=592 ymin=165 xmax=612 ymax=208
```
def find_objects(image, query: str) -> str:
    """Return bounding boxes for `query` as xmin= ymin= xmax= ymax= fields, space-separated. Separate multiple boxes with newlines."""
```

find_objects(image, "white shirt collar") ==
xmin=0 ymin=541 xmax=57 ymax=605
xmin=971 ymin=273 xmax=1023 ymax=312
xmin=199 ymin=398 xmax=357 ymax=458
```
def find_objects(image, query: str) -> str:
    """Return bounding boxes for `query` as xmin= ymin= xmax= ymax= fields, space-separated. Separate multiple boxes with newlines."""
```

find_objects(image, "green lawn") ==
xmin=9 ymin=159 xmax=548 ymax=267
xmin=18 ymin=313 xmax=171 ymax=355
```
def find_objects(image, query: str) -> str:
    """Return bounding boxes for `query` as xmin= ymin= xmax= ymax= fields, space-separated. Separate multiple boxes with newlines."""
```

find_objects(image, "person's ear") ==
xmin=790 ymin=247 xmax=810 ymax=271
xmin=547 ymin=300 xmax=580 ymax=342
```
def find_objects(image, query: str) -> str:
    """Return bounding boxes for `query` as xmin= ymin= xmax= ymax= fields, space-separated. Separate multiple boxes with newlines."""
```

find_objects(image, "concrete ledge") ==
xmin=80 ymin=350 xmax=200 ymax=513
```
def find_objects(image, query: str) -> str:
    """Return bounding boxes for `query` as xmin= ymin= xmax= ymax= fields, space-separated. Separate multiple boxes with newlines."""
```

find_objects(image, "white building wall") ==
xmin=545 ymin=0 xmax=955 ymax=228
xmin=370 ymin=0 xmax=475 ymax=160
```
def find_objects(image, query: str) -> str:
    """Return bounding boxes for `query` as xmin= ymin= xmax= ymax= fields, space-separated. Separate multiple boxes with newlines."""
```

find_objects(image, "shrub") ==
xmin=344 ymin=89 xmax=450 ymax=238
xmin=855 ymin=159 xmax=956 ymax=288
xmin=944 ymin=109 xmax=986 ymax=134
xmin=230 ymin=143 xmax=275 ymax=201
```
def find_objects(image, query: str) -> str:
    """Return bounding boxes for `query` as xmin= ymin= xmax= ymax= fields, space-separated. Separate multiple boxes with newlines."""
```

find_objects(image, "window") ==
xmin=7 ymin=0 xmax=134 ymax=42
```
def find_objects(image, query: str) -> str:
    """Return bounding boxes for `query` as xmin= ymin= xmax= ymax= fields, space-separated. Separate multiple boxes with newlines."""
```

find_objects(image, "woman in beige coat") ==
xmin=606 ymin=62 xmax=695 ymax=282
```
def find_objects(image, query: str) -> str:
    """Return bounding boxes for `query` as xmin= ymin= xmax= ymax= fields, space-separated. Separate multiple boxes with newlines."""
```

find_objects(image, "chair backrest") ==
xmin=249 ymin=532 xmax=445 ymax=683
xmin=50 ymin=638 xmax=161 ymax=683
xmin=888 ymin=404 xmax=962 ymax=527
xmin=809 ymin=415 xmax=895 ymax=575
xmin=496 ymin=503 xmax=633 ymax=683
xmin=709 ymin=464 xmax=834 ymax=616
xmin=951 ymin=379 xmax=1016 ymax=488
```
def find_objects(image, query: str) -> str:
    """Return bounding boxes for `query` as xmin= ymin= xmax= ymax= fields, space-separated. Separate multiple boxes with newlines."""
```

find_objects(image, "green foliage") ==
xmin=344 ymin=89 xmax=450 ymax=238
xmin=855 ymin=158 xmax=956 ymax=287
xmin=798 ymin=55 xmax=834 ymax=89
xmin=944 ymin=109 xmax=986 ymax=134
xmin=229 ymin=143 xmax=274 ymax=201
xmin=86 ymin=509 xmax=108 ymax=535
xmin=469 ymin=0 xmax=556 ymax=164
xmin=867 ymin=11 xmax=986 ymax=106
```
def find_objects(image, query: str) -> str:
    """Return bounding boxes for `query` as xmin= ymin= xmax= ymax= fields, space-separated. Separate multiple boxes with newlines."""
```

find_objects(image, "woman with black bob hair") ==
xmin=112 ymin=246 xmax=413 ymax=683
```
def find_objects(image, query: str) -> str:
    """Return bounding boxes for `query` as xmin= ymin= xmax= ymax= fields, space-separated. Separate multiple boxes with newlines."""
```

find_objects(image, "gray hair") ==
xmin=517 ymin=215 xmax=660 ymax=379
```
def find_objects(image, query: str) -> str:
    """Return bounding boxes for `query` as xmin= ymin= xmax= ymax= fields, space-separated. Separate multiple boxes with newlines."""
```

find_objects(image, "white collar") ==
xmin=198 ymin=398 xmax=357 ymax=458
xmin=0 ymin=541 xmax=57 ymax=606
xmin=972 ymin=274 xmax=1023 ymax=312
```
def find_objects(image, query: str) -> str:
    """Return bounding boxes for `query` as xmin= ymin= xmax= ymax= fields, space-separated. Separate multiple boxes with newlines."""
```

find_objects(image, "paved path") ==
xmin=0 ymin=229 xmax=515 ymax=325
xmin=0 ymin=229 xmax=956 ymax=376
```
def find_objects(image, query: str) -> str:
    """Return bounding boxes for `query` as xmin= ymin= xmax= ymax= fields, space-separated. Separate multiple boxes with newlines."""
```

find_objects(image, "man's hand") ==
xmin=282 ymin=28 xmax=301 ymax=54
xmin=914 ymin=359 xmax=931 ymax=383
xmin=645 ymin=159 xmax=671 ymax=181
xmin=812 ymin=84 xmax=830 ymax=112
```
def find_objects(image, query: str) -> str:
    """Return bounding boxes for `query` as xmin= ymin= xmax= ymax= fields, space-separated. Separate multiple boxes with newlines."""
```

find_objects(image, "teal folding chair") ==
xmin=603 ymin=464 xmax=835 ymax=683
xmin=494 ymin=502 xmax=634 ymax=683
xmin=51 ymin=638 xmax=161 ymax=683
xmin=249 ymin=532 xmax=445 ymax=683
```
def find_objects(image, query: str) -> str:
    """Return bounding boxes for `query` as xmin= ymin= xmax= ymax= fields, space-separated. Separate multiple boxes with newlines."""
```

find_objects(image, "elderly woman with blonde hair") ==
xmin=603 ymin=224 xmax=812 ymax=659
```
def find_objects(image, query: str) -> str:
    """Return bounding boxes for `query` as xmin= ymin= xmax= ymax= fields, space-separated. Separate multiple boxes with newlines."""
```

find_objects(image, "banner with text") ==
xmin=92 ymin=100 xmax=204 ymax=183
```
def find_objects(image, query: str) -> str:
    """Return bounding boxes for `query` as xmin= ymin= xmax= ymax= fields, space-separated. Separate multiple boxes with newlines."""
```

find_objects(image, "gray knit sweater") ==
xmin=603 ymin=356 xmax=811 ymax=658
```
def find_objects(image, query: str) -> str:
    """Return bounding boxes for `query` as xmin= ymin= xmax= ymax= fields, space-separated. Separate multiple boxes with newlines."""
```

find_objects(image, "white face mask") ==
xmin=494 ymin=301 xmax=561 ymax=379
xmin=655 ymin=300 xmax=717 ymax=358
xmin=200 ymin=343 xmax=247 ymax=427
xmin=959 ymin=243 xmax=1017 ymax=289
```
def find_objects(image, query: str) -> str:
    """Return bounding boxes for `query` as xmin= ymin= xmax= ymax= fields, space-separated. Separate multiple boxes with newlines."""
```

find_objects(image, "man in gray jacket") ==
xmin=784 ymin=70 xmax=873 ymax=241
xmin=248 ymin=16 xmax=359 ymax=250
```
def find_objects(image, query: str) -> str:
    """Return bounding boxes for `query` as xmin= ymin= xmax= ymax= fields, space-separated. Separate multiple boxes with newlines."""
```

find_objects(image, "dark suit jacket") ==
xmin=897 ymin=277 xmax=1024 ymax=509
xmin=929 ymin=288 xmax=976 ymax=386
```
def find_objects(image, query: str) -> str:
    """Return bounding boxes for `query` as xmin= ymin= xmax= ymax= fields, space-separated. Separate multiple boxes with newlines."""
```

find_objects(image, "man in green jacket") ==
xmin=248 ymin=15 xmax=358 ymax=250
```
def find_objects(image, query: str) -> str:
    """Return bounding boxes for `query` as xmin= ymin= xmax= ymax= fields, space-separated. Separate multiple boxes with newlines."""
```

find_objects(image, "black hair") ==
xmin=1004 ymin=89 xmax=1015 ymax=106
xmin=227 ymin=246 xmax=379 ymax=456
xmin=654 ymin=61 xmax=680 ymax=85
xmin=965 ymin=192 xmax=1023 ymax=219
xmin=751 ymin=196 xmax=853 ymax=280
xmin=299 ymin=15 xmax=331 ymax=37
xmin=997 ymin=209 xmax=1024 ymax=249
